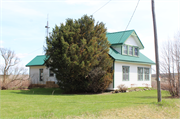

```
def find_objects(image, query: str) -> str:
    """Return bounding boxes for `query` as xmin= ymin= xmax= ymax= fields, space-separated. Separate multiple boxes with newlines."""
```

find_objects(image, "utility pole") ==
xmin=151 ymin=0 xmax=161 ymax=102
xmin=178 ymin=58 xmax=180 ymax=98
xmin=45 ymin=14 xmax=50 ymax=38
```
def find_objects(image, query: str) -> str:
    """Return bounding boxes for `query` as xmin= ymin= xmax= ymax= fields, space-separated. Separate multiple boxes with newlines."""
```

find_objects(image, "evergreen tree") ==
xmin=45 ymin=15 xmax=113 ymax=93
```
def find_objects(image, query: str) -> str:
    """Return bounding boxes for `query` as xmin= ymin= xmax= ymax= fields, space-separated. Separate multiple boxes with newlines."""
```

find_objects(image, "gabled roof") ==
xmin=26 ymin=55 xmax=48 ymax=67
xmin=109 ymin=47 xmax=155 ymax=65
xmin=26 ymin=30 xmax=154 ymax=67
xmin=106 ymin=30 xmax=144 ymax=49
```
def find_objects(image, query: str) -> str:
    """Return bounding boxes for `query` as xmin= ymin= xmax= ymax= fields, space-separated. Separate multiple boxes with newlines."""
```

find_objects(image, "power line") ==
xmin=110 ymin=0 xmax=140 ymax=55
xmin=27 ymin=47 xmax=42 ymax=54
xmin=92 ymin=0 xmax=112 ymax=15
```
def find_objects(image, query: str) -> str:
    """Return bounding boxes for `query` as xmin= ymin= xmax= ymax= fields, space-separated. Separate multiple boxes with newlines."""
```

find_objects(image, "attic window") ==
xmin=122 ymin=45 xmax=139 ymax=57
xmin=134 ymin=47 xmax=138 ymax=56
xmin=129 ymin=46 xmax=133 ymax=55
xmin=123 ymin=45 xmax=128 ymax=55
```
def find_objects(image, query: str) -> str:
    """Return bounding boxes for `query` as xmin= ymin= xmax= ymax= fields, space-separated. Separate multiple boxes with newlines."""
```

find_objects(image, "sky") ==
xmin=0 ymin=0 xmax=179 ymax=74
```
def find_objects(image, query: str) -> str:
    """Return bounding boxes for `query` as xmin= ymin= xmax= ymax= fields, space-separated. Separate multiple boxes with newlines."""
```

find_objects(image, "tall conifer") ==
xmin=45 ymin=15 xmax=113 ymax=93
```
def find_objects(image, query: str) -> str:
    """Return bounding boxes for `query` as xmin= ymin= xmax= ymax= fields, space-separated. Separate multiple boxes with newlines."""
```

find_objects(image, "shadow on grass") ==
xmin=9 ymin=88 xmax=70 ymax=96
xmin=9 ymin=88 xmax=106 ymax=96
xmin=135 ymin=96 xmax=157 ymax=99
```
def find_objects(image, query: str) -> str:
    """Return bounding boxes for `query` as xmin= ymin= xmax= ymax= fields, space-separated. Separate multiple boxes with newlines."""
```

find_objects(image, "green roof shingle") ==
xmin=106 ymin=29 xmax=144 ymax=49
xmin=106 ymin=30 xmax=133 ymax=45
xmin=26 ymin=30 xmax=154 ymax=66
xmin=26 ymin=55 xmax=48 ymax=67
xmin=109 ymin=47 xmax=155 ymax=65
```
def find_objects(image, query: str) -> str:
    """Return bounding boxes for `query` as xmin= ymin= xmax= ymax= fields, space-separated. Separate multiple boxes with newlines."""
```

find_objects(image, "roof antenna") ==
xmin=45 ymin=14 xmax=50 ymax=38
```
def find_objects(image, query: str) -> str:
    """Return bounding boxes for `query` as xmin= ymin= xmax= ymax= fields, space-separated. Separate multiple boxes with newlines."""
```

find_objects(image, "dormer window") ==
xmin=134 ymin=47 xmax=138 ymax=56
xmin=122 ymin=45 xmax=139 ymax=57
xmin=129 ymin=46 xmax=133 ymax=56
xmin=123 ymin=45 xmax=128 ymax=55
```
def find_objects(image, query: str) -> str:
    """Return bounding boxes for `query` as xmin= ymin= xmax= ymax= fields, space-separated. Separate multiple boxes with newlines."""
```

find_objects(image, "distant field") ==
xmin=0 ymin=88 xmax=179 ymax=119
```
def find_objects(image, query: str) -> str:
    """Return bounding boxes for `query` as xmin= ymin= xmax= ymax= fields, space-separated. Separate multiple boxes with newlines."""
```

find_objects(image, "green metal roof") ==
xmin=26 ymin=30 xmax=154 ymax=66
xmin=26 ymin=55 xmax=48 ymax=67
xmin=109 ymin=47 xmax=155 ymax=65
xmin=106 ymin=30 xmax=144 ymax=49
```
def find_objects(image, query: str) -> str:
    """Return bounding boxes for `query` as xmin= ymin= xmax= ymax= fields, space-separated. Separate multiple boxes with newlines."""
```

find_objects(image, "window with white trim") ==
xmin=129 ymin=46 xmax=133 ymax=55
xmin=137 ymin=67 xmax=150 ymax=81
xmin=134 ymin=47 xmax=138 ymax=56
xmin=123 ymin=66 xmax=129 ymax=81
xmin=138 ymin=67 xmax=143 ymax=81
xmin=123 ymin=45 xmax=128 ymax=55
xmin=122 ymin=45 xmax=139 ymax=56
xmin=144 ymin=68 xmax=150 ymax=81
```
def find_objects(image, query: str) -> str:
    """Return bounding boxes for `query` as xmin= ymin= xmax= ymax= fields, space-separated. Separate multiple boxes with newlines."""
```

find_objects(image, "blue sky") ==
xmin=0 ymin=0 xmax=179 ymax=73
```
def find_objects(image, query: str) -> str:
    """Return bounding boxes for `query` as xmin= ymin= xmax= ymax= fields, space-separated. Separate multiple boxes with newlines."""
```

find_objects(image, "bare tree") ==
xmin=160 ymin=32 xmax=180 ymax=97
xmin=0 ymin=48 xmax=28 ymax=89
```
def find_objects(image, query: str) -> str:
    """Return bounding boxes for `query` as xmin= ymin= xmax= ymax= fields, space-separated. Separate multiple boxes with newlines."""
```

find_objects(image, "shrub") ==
xmin=114 ymin=89 xmax=119 ymax=93
xmin=112 ymin=89 xmax=119 ymax=94
xmin=86 ymin=67 xmax=113 ymax=93
xmin=161 ymin=82 xmax=170 ymax=90
xmin=117 ymin=84 xmax=128 ymax=92
xmin=0 ymin=79 xmax=30 ymax=90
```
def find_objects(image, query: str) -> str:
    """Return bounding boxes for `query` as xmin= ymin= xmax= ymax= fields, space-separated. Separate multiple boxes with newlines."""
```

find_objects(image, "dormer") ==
xmin=106 ymin=30 xmax=144 ymax=57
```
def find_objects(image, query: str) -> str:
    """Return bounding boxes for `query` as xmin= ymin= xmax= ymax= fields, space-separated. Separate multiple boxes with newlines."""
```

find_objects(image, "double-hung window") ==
xmin=129 ymin=46 xmax=133 ymax=55
xmin=137 ymin=67 xmax=150 ymax=81
xmin=123 ymin=45 xmax=128 ymax=55
xmin=123 ymin=66 xmax=129 ymax=81
xmin=144 ymin=68 xmax=150 ymax=81
xmin=122 ymin=45 xmax=138 ymax=57
xmin=138 ymin=67 xmax=143 ymax=81
xmin=134 ymin=47 xmax=138 ymax=56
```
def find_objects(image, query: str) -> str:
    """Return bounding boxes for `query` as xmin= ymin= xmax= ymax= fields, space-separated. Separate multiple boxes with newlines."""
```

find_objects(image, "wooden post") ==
xmin=151 ymin=0 xmax=162 ymax=102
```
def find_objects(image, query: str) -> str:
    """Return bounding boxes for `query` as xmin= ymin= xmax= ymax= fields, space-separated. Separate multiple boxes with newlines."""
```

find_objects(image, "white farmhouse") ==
xmin=26 ymin=30 xmax=155 ymax=89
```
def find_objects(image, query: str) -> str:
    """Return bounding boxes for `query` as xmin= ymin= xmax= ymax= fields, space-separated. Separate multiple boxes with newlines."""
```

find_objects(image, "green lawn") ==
xmin=0 ymin=88 xmax=179 ymax=119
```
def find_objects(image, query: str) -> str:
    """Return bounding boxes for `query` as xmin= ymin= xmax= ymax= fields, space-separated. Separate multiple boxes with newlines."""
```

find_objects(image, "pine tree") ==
xmin=45 ymin=15 xmax=113 ymax=93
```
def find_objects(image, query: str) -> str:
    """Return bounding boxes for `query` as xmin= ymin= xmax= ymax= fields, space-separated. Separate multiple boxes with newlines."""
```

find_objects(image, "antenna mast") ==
xmin=45 ymin=14 xmax=50 ymax=38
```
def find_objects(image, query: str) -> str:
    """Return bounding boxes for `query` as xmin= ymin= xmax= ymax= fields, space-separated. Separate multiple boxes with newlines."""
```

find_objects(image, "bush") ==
xmin=0 ymin=79 xmax=30 ymax=90
xmin=86 ymin=67 xmax=113 ymax=93
xmin=112 ymin=89 xmax=119 ymax=94
xmin=161 ymin=82 xmax=170 ymax=90
xmin=117 ymin=84 xmax=128 ymax=92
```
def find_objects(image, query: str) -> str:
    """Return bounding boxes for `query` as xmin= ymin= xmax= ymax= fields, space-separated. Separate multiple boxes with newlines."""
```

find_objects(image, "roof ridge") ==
xmin=107 ymin=29 xmax=134 ymax=34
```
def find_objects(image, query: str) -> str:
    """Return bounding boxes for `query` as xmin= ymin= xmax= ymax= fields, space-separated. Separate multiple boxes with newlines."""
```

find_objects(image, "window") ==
xmin=123 ymin=66 xmax=129 ymax=81
xmin=39 ymin=69 xmax=43 ymax=81
xmin=138 ymin=67 xmax=143 ymax=81
xmin=137 ymin=67 xmax=150 ymax=81
xmin=122 ymin=45 xmax=138 ymax=57
xmin=49 ymin=69 xmax=54 ymax=77
xmin=129 ymin=46 xmax=133 ymax=55
xmin=123 ymin=45 xmax=128 ymax=55
xmin=144 ymin=68 xmax=150 ymax=81
xmin=134 ymin=47 xmax=138 ymax=56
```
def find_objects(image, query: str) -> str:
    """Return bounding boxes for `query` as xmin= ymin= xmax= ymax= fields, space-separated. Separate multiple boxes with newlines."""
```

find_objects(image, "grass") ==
xmin=0 ymin=88 xmax=179 ymax=119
